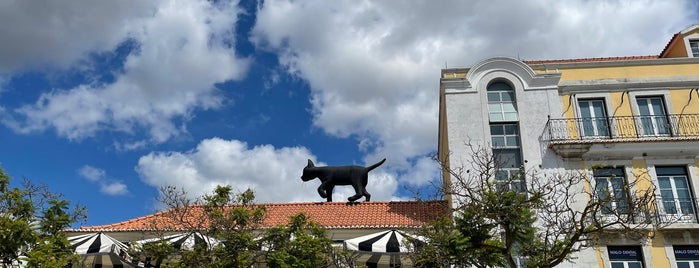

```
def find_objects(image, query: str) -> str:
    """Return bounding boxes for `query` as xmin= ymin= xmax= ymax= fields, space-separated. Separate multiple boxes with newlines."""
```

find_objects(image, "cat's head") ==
xmin=301 ymin=159 xmax=316 ymax=181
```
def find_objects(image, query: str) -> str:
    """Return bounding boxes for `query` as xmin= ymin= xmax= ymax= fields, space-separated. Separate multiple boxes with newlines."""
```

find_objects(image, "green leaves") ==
xmin=0 ymin=167 xmax=85 ymax=267
xmin=263 ymin=213 xmax=333 ymax=268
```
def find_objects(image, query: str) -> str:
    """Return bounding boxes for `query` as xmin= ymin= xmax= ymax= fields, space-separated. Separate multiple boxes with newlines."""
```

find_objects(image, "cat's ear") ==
xmin=307 ymin=159 xmax=314 ymax=167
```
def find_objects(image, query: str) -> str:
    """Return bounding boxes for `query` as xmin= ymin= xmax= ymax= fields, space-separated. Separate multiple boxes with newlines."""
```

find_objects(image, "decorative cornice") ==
xmin=527 ymin=57 xmax=699 ymax=70
xmin=558 ymin=75 xmax=699 ymax=94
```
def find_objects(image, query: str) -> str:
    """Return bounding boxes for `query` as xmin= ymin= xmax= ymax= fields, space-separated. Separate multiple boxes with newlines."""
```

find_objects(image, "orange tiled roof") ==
xmin=77 ymin=201 xmax=449 ymax=231
xmin=523 ymin=55 xmax=659 ymax=65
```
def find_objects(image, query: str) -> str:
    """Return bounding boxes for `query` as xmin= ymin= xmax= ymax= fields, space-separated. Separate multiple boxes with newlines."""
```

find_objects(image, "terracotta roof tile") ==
xmin=523 ymin=55 xmax=659 ymax=65
xmin=77 ymin=201 xmax=449 ymax=231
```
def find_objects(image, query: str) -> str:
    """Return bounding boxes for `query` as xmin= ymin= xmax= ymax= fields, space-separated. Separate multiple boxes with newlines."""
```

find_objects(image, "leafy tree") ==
xmin=147 ymin=185 xmax=266 ymax=268
xmin=412 ymin=144 xmax=661 ymax=268
xmin=262 ymin=212 xmax=333 ymax=268
xmin=0 ymin=167 xmax=86 ymax=267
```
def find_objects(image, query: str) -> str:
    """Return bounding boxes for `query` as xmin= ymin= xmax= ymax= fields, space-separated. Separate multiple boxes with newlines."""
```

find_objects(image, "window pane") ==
xmin=492 ymin=137 xmax=505 ymax=147
xmin=502 ymin=103 xmax=517 ymax=112
xmin=611 ymin=263 xmax=625 ymax=268
xmin=504 ymin=113 xmax=519 ymax=121
xmin=495 ymin=170 xmax=508 ymax=181
xmin=488 ymin=104 xmax=502 ymax=112
xmin=505 ymin=125 xmax=518 ymax=134
xmin=627 ymin=263 xmax=642 ymax=268
xmin=488 ymin=82 xmax=512 ymax=91
xmin=506 ymin=137 xmax=519 ymax=147
xmin=490 ymin=113 xmax=503 ymax=121
xmin=494 ymin=149 xmax=522 ymax=168
xmin=501 ymin=91 xmax=514 ymax=101
xmin=658 ymin=178 xmax=671 ymax=189
xmin=677 ymin=262 xmax=690 ymax=268
xmin=490 ymin=125 xmax=504 ymax=135
xmin=488 ymin=92 xmax=500 ymax=102
xmin=656 ymin=166 xmax=686 ymax=176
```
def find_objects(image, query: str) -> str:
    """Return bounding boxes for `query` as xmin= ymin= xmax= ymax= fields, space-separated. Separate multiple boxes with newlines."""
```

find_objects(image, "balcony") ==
xmin=543 ymin=114 xmax=699 ymax=158
xmin=655 ymin=196 xmax=698 ymax=225
xmin=595 ymin=197 xmax=699 ymax=227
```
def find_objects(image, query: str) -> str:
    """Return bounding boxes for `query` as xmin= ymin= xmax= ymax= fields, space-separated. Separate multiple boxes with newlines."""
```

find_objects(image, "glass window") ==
xmin=594 ymin=168 xmax=629 ymax=215
xmin=578 ymin=99 xmax=610 ymax=138
xmin=690 ymin=40 xmax=699 ymax=57
xmin=487 ymin=82 xmax=518 ymax=122
xmin=636 ymin=96 xmax=670 ymax=136
xmin=656 ymin=166 xmax=694 ymax=221
xmin=491 ymin=123 xmax=524 ymax=193
xmin=490 ymin=124 xmax=520 ymax=148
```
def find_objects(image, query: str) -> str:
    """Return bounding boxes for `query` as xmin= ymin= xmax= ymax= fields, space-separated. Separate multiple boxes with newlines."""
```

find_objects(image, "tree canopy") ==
xmin=412 ymin=145 xmax=662 ymax=268
xmin=137 ymin=185 xmax=337 ymax=268
xmin=0 ymin=166 xmax=86 ymax=267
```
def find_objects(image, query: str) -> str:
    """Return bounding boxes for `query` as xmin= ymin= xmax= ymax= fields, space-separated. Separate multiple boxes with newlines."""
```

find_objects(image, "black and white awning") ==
xmin=68 ymin=232 xmax=136 ymax=267
xmin=344 ymin=229 xmax=423 ymax=253
xmin=69 ymin=232 xmax=130 ymax=255
xmin=133 ymin=232 xmax=221 ymax=251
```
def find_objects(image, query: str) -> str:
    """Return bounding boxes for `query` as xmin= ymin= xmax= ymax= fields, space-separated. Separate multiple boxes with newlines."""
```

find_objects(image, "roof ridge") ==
xmin=523 ymin=55 xmax=659 ymax=65
xmin=76 ymin=200 xmax=450 ymax=231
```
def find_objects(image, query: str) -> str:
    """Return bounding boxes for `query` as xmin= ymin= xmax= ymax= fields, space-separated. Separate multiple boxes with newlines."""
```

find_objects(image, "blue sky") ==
xmin=0 ymin=0 xmax=697 ymax=226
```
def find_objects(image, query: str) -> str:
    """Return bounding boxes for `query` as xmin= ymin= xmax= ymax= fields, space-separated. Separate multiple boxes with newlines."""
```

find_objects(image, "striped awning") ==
xmin=133 ymin=232 xmax=221 ymax=250
xmin=69 ymin=232 xmax=129 ymax=255
xmin=68 ymin=232 xmax=136 ymax=267
xmin=344 ymin=229 xmax=423 ymax=253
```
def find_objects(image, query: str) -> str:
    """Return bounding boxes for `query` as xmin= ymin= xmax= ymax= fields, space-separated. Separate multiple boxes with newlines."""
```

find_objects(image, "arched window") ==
xmin=487 ymin=81 xmax=524 ymax=192
xmin=487 ymin=81 xmax=518 ymax=122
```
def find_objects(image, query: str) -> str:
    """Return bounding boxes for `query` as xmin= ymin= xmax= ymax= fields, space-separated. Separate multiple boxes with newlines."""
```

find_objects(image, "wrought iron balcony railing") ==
xmin=654 ymin=196 xmax=699 ymax=224
xmin=595 ymin=197 xmax=699 ymax=225
xmin=543 ymin=114 xmax=699 ymax=142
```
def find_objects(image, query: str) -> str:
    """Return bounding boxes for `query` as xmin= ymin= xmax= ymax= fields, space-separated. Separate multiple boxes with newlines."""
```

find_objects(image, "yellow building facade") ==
xmin=439 ymin=24 xmax=699 ymax=267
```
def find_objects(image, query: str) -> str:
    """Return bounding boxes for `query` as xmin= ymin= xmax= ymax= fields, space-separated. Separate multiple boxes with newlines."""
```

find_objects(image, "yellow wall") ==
xmin=671 ymin=89 xmax=699 ymax=115
xmin=556 ymin=63 xmax=699 ymax=81
xmin=650 ymin=232 xmax=670 ymax=267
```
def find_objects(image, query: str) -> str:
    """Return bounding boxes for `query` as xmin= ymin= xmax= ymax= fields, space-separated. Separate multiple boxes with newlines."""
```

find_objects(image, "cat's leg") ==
xmin=348 ymin=183 xmax=363 ymax=202
xmin=362 ymin=184 xmax=371 ymax=202
xmin=317 ymin=183 xmax=327 ymax=198
xmin=325 ymin=185 xmax=334 ymax=202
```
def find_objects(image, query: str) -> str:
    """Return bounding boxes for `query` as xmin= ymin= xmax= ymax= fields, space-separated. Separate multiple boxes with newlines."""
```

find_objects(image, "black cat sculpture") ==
xmin=301 ymin=158 xmax=386 ymax=202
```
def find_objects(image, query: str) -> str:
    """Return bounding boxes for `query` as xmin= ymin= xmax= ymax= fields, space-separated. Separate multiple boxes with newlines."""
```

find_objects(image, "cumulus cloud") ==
xmin=78 ymin=165 xmax=129 ymax=196
xmin=78 ymin=165 xmax=106 ymax=182
xmin=0 ymin=1 xmax=155 ymax=73
xmin=136 ymin=137 xmax=401 ymax=202
xmin=1 ymin=0 xmax=249 ymax=145
xmin=251 ymin=0 xmax=696 ymax=186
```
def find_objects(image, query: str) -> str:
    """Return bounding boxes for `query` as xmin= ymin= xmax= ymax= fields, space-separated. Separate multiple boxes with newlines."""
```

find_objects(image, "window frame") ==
xmin=689 ymin=39 xmax=699 ymax=57
xmin=486 ymin=81 xmax=519 ymax=122
xmin=577 ymin=98 xmax=612 ymax=138
xmin=593 ymin=167 xmax=631 ymax=216
xmin=650 ymin=165 xmax=697 ymax=223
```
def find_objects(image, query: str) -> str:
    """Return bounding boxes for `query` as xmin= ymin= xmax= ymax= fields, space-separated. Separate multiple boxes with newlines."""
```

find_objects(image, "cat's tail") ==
xmin=366 ymin=158 xmax=386 ymax=172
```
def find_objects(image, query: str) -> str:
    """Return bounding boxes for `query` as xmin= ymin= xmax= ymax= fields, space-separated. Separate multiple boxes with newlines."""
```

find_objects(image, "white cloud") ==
xmin=2 ymin=0 xmax=250 ymax=145
xmin=79 ymin=165 xmax=106 ymax=182
xmin=251 ymin=0 xmax=696 ymax=187
xmin=101 ymin=182 xmax=129 ymax=196
xmin=136 ymin=137 xmax=401 ymax=203
xmin=0 ymin=1 xmax=155 ymax=73
xmin=78 ymin=165 xmax=129 ymax=196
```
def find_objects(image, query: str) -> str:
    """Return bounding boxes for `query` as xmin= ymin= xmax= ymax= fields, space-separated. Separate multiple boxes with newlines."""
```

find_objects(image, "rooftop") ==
xmin=75 ymin=200 xmax=449 ymax=232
